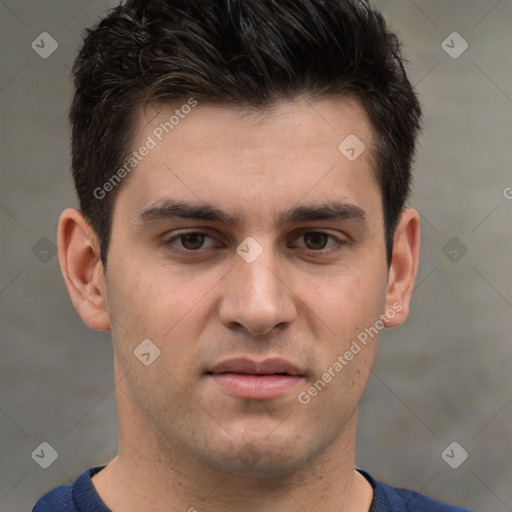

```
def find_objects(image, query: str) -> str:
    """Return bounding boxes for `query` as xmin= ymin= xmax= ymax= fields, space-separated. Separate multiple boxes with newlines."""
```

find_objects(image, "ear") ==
xmin=57 ymin=208 xmax=111 ymax=331
xmin=383 ymin=208 xmax=420 ymax=328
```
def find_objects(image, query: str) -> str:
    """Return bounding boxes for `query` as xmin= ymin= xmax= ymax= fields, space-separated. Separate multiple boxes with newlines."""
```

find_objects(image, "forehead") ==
xmin=113 ymin=96 xmax=382 ymax=227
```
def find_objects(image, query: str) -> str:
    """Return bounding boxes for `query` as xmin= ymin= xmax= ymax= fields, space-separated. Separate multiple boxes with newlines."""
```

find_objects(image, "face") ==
xmin=103 ymin=96 xmax=392 ymax=477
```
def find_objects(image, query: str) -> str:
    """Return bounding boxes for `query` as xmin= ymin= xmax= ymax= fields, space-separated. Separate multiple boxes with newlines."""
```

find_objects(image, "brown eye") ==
xmin=180 ymin=233 xmax=205 ymax=250
xmin=303 ymin=232 xmax=329 ymax=250
xmin=289 ymin=231 xmax=342 ymax=254
xmin=162 ymin=230 xmax=221 ymax=253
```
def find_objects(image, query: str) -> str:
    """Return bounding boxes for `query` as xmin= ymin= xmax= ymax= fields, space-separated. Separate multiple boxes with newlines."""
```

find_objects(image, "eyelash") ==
xmin=161 ymin=230 xmax=346 ymax=256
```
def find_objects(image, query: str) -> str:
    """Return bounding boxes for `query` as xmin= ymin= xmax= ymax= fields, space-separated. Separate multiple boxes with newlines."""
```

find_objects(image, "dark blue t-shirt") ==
xmin=33 ymin=465 xmax=474 ymax=511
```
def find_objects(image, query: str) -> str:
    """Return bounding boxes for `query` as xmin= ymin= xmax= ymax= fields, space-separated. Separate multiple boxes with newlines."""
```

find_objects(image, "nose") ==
xmin=218 ymin=244 xmax=297 ymax=336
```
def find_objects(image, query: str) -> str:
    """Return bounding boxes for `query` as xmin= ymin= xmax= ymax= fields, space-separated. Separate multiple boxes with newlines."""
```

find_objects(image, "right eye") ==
xmin=162 ymin=231 xmax=222 ymax=252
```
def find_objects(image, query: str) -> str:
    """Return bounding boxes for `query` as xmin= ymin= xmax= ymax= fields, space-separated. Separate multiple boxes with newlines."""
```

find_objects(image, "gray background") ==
xmin=1 ymin=1 xmax=511 ymax=511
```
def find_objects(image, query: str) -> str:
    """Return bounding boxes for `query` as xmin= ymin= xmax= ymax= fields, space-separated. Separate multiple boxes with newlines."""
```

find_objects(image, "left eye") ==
xmin=292 ymin=232 xmax=339 ymax=251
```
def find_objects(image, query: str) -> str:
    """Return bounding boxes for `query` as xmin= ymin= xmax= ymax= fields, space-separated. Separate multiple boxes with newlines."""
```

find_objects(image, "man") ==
xmin=33 ymin=0 xmax=474 ymax=510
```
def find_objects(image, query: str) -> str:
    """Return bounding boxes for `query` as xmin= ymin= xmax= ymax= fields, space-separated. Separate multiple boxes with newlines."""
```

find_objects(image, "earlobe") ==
xmin=57 ymin=208 xmax=111 ymax=331
xmin=383 ymin=208 xmax=420 ymax=328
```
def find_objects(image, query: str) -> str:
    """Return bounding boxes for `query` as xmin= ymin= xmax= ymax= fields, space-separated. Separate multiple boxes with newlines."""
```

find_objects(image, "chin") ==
xmin=192 ymin=433 xmax=328 ymax=479
xmin=206 ymin=452 xmax=307 ymax=479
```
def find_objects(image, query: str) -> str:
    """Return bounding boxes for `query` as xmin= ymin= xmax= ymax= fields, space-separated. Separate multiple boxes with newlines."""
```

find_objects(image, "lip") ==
xmin=209 ymin=357 xmax=304 ymax=376
xmin=206 ymin=357 xmax=305 ymax=400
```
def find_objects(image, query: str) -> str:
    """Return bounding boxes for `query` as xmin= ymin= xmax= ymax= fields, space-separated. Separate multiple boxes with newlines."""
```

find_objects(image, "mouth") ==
xmin=205 ymin=358 xmax=305 ymax=400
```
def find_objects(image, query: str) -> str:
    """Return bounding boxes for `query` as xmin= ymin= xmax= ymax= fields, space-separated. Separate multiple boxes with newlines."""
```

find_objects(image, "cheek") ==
xmin=108 ymin=258 xmax=184 ymax=328
xmin=304 ymin=265 xmax=388 ymax=338
xmin=105 ymin=258 xmax=217 ymax=370
xmin=106 ymin=261 xmax=210 ymax=419
xmin=298 ymin=266 xmax=386 ymax=400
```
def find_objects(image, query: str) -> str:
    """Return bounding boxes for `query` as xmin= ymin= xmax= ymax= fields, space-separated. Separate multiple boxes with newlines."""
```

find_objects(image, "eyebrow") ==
xmin=134 ymin=199 xmax=367 ymax=228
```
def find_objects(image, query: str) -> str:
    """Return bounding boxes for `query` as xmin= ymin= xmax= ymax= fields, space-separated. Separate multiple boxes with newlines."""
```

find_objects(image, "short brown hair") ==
xmin=70 ymin=0 xmax=422 ymax=267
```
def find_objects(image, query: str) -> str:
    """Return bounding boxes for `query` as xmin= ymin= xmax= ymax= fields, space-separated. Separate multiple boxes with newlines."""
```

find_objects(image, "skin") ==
xmin=58 ymin=95 xmax=420 ymax=512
